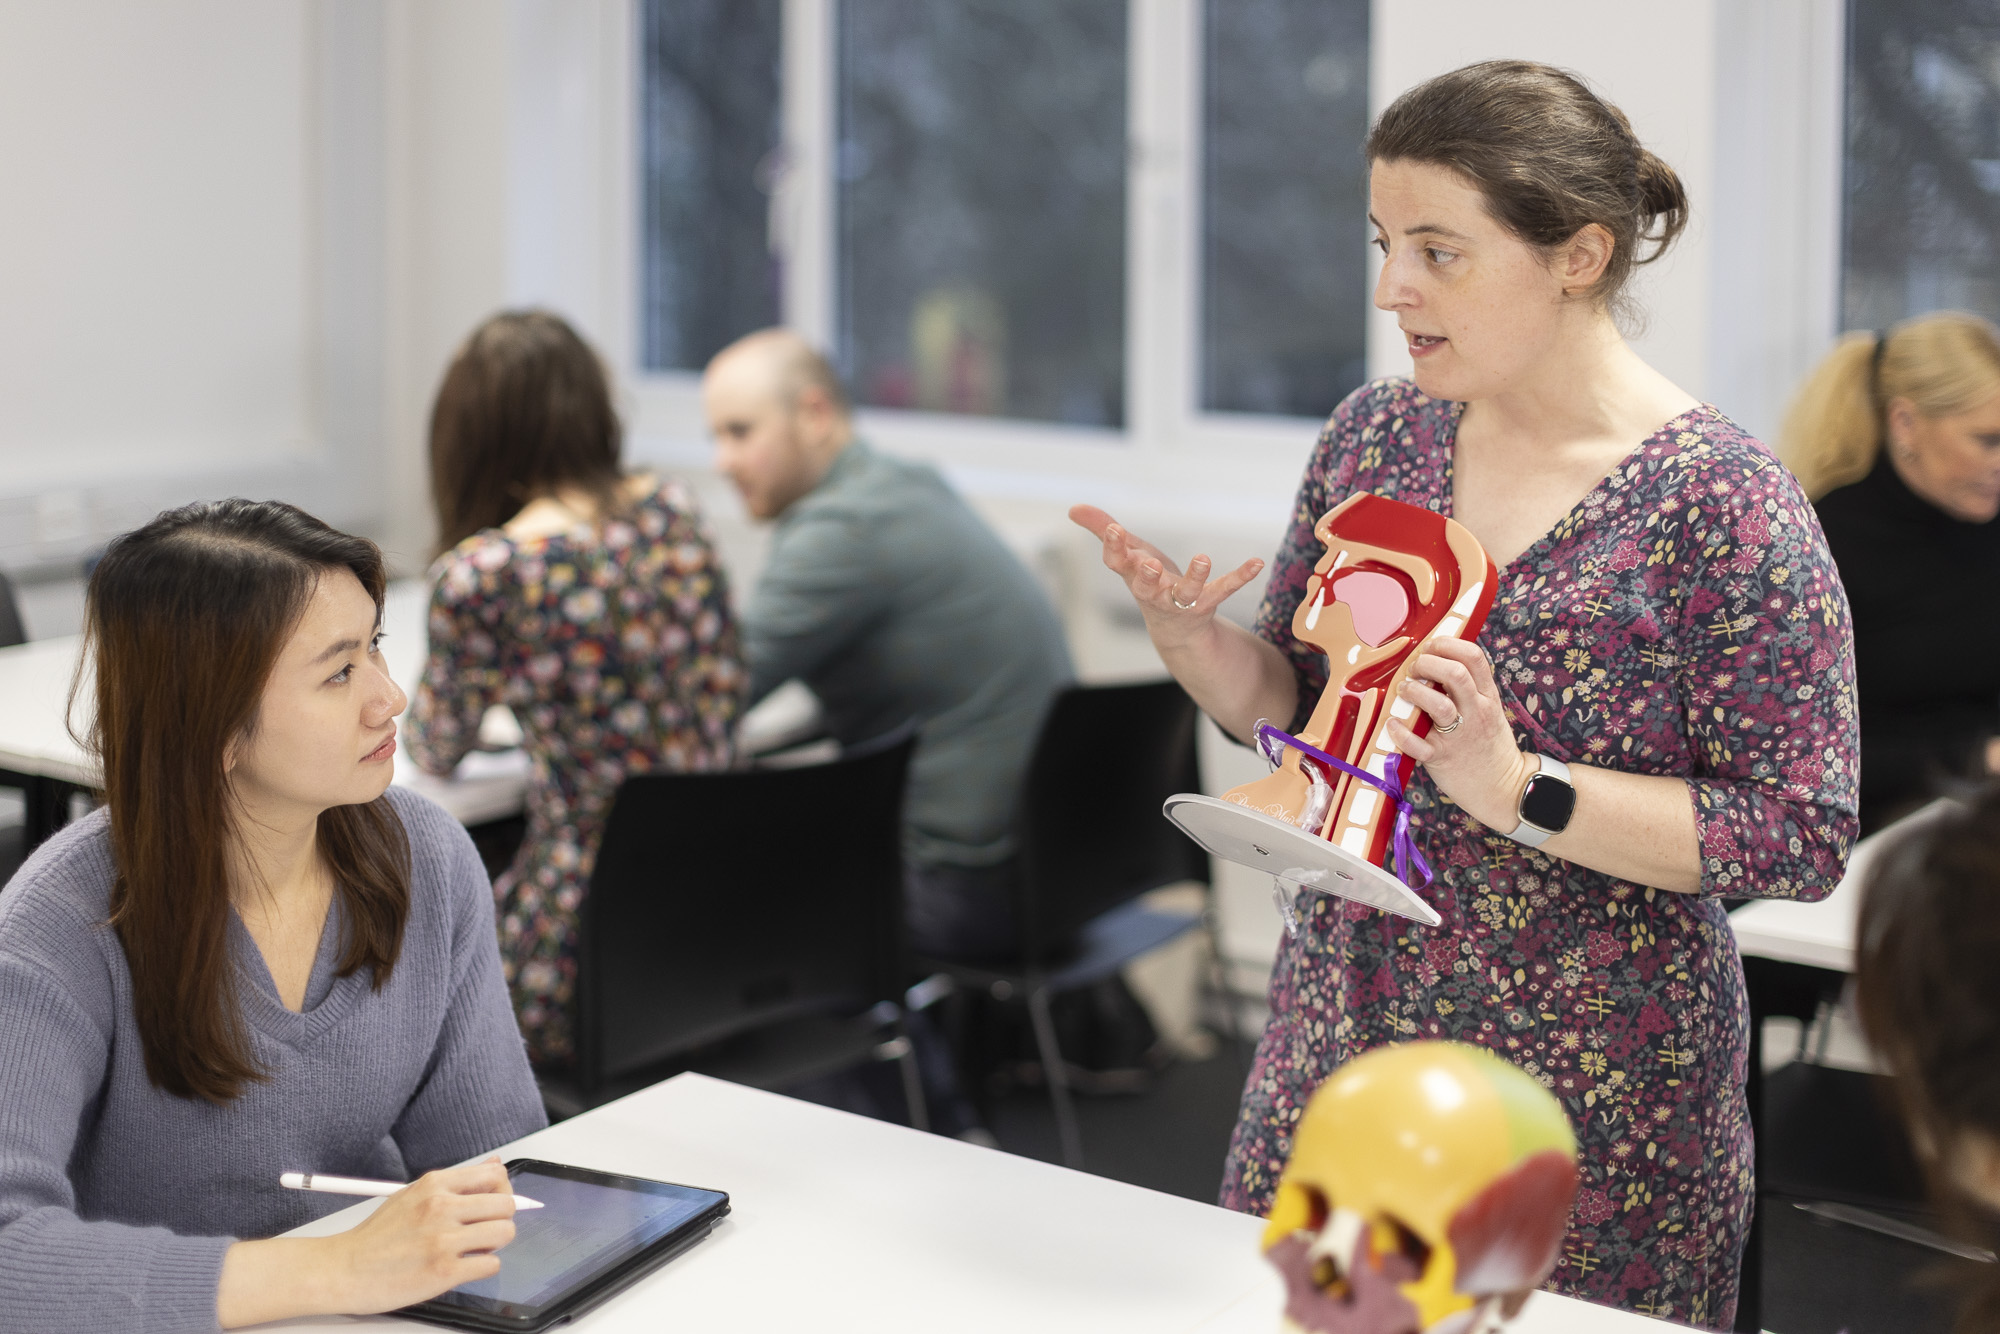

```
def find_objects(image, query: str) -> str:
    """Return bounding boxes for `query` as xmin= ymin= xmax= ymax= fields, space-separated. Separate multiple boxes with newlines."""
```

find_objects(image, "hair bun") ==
xmin=1633 ymin=149 xmax=1689 ymax=259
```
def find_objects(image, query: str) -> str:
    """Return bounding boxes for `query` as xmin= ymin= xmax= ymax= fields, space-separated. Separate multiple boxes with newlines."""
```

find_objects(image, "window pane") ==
xmin=1844 ymin=2 xmax=2000 ymax=328
xmin=639 ymin=0 xmax=783 ymax=372
xmin=1202 ymin=0 xmax=1370 ymax=418
xmin=838 ymin=0 xmax=1127 ymax=426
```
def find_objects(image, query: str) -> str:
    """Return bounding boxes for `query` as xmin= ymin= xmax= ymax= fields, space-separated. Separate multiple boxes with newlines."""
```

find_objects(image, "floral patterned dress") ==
xmin=1222 ymin=379 xmax=1858 ymax=1328
xmin=408 ymin=477 xmax=745 ymax=1066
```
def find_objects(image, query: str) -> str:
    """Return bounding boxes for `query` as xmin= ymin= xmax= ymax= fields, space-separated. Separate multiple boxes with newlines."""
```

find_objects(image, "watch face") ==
xmin=1520 ymin=773 xmax=1577 ymax=833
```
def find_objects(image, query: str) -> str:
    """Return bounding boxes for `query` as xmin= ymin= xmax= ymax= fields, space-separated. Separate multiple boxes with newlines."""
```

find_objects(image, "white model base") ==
xmin=1162 ymin=793 xmax=1442 ymax=927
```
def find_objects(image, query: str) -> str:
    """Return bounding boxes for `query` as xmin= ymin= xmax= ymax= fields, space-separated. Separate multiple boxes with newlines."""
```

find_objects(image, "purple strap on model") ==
xmin=1253 ymin=721 xmax=1435 ymax=891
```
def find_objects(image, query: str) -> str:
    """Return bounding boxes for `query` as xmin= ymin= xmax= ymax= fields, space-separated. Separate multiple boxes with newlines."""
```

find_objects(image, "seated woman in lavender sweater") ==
xmin=0 ymin=500 xmax=546 ymax=1331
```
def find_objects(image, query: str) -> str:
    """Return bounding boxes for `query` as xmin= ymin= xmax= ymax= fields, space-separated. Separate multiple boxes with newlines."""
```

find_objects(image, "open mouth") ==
xmin=1406 ymin=332 xmax=1447 ymax=354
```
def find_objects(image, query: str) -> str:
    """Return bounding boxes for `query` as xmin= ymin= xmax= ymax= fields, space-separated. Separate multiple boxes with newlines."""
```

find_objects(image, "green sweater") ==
xmin=744 ymin=442 xmax=1074 ymax=868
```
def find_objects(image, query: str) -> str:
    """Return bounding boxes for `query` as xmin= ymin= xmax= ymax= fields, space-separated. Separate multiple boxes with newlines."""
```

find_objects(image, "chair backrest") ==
xmin=0 ymin=572 xmax=26 ymax=649
xmin=575 ymin=728 xmax=916 ymax=1091
xmin=1014 ymin=679 xmax=1208 ymax=966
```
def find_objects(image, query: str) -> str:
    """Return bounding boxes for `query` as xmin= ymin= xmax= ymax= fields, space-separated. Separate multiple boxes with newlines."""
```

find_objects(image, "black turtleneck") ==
xmin=1815 ymin=454 xmax=2000 ymax=832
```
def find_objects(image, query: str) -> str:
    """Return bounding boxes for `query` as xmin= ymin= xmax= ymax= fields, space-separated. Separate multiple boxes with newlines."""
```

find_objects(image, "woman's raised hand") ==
xmin=1068 ymin=505 xmax=1264 ymax=651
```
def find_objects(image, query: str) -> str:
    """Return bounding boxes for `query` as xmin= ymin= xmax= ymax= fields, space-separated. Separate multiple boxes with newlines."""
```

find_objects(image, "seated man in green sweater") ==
xmin=704 ymin=329 xmax=1074 ymax=959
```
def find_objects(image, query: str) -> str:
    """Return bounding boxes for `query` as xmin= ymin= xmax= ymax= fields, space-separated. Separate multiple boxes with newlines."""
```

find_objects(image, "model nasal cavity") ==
xmin=1327 ymin=569 xmax=1409 ymax=646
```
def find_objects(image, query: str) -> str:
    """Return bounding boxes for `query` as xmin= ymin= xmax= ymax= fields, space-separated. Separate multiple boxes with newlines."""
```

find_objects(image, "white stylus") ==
xmin=280 ymin=1172 xmax=544 ymax=1209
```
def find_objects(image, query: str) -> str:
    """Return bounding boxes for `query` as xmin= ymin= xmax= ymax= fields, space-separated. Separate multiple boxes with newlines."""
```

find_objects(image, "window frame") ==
xmin=622 ymin=0 xmax=1352 ymax=514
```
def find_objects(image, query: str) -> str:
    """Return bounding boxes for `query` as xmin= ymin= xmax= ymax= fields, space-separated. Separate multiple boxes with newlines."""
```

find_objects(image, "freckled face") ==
xmin=1370 ymin=158 xmax=1573 ymax=403
xmin=227 ymin=568 xmax=406 ymax=820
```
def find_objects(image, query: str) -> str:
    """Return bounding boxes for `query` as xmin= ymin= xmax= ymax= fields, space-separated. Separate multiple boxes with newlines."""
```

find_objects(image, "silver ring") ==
xmin=1171 ymin=594 xmax=1198 ymax=611
xmin=1434 ymin=714 xmax=1462 ymax=735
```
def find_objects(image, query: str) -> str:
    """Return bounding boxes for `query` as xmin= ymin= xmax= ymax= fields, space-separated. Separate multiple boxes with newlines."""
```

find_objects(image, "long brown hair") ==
xmin=1855 ymin=783 xmax=2000 ymax=1329
xmin=430 ymin=309 xmax=624 ymax=555
xmin=1780 ymin=312 xmax=2000 ymax=500
xmin=1366 ymin=60 xmax=1689 ymax=317
xmin=78 ymin=499 xmax=411 ymax=1104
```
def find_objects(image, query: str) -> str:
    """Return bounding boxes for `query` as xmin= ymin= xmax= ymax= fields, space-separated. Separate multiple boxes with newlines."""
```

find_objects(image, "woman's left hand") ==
xmin=1383 ymin=638 xmax=1536 ymax=834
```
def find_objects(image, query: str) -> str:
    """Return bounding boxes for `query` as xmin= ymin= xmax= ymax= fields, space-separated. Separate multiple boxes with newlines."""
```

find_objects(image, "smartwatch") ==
xmin=1506 ymin=754 xmax=1575 ymax=847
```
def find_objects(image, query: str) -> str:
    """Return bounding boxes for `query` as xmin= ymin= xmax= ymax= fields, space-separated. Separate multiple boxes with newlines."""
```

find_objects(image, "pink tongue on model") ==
xmin=1330 ymin=570 xmax=1409 ymax=646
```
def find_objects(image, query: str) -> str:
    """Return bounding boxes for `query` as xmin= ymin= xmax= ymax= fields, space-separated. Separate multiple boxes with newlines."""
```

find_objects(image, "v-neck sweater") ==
xmin=0 ymin=787 xmax=546 ymax=1333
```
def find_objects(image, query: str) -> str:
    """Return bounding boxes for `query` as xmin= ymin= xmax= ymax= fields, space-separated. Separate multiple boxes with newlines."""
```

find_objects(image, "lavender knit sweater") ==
xmin=0 ymin=787 xmax=547 ymax=1333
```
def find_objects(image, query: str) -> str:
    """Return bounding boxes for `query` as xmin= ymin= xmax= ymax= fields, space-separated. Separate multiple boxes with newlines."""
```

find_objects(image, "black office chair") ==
xmin=539 ymin=729 xmax=925 ymax=1125
xmin=0 ymin=570 xmax=55 ymax=870
xmin=916 ymin=679 xmax=1222 ymax=1168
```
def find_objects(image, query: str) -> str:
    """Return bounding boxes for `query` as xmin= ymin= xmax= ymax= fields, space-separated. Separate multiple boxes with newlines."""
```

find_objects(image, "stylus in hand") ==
xmin=280 ymin=1171 xmax=544 ymax=1210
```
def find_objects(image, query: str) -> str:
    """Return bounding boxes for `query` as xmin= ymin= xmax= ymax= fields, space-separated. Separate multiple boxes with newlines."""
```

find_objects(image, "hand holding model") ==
xmin=1387 ymin=637 xmax=1540 ymax=835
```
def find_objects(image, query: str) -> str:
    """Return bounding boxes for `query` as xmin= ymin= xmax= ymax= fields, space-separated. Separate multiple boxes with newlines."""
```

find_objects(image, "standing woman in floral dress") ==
xmin=409 ymin=311 xmax=746 ymax=1068
xmin=1073 ymin=62 xmax=1856 ymax=1327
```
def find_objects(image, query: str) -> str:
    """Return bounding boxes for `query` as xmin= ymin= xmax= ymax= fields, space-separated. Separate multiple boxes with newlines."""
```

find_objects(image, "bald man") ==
xmin=705 ymin=329 xmax=1074 ymax=958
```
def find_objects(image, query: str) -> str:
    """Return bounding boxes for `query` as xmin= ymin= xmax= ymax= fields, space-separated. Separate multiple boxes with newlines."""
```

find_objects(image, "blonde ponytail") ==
xmin=1780 ymin=312 xmax=2000 ymax=501
xmin=1779 ymin=333 xmax=1881 ymax=500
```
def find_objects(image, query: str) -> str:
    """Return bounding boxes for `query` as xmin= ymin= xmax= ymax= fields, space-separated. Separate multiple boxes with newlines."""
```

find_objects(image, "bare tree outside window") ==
xmin=1845 ymin=0 xmax=2000 ymax=328
xmin=640 ymin=0 xmax=783 ymax=373
xmin=1202 ymin=0 xmax=1370 ymax=419
xmin=837 ymin=0 xmax=1127 ymax=427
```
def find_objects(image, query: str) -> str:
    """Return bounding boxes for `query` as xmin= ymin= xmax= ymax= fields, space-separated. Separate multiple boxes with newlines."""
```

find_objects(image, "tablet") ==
xmin=400 ymin=1159 xmax=730 ymax=1332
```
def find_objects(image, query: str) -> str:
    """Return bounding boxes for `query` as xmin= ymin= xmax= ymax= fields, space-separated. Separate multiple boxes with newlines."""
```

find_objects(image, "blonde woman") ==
xmin=1782 ymin=312 xmax=2000 ymax=831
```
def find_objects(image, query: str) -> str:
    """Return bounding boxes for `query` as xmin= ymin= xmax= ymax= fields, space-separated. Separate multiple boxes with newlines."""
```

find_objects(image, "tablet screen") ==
xmin=418 ymin=1161 xmax=727 ymax=1322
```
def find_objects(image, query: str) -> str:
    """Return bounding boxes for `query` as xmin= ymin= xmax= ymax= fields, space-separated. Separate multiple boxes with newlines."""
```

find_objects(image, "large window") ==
xmin=837 ymin=0 xmax=1128 ymax=426
xmin=1844 ymin=0 xmax=2000 ymax=327
xmin=1201 ymin=0 xmax=1369 ymax=419
xmin=639 ymin=0 xmax=784 ymax=372
xmin=636 ymin=1 xmax=1376 ymax=447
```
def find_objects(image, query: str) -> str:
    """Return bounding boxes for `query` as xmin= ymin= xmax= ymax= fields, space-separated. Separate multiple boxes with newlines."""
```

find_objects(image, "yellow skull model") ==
xmin=1261 ymin=1042 xmax=1579 ymax=1334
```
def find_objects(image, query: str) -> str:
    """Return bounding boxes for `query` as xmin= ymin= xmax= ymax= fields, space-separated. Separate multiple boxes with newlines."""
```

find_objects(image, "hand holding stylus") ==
xmin=217 ymin=1157 xmax=523 ymax=1328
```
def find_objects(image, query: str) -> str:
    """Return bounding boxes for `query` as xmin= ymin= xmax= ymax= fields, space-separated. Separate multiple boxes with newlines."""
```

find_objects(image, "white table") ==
xmin=0 ymin=580 xmax=529 ymax=829
xmin=272 ymin=1073 xmax=1684 ymax=1334
xmin=0 ymin=580 xmax=818 ymax=835
xmin=1726 ymin=799 xmax=1945 ymax=974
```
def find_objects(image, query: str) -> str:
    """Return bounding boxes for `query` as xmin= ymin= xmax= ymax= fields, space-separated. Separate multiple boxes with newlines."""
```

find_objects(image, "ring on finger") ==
xmin=1171 ymin=593 xmax=1198 ymax=611
xmin=1434 ymin=713 xmax=1462 ymax=735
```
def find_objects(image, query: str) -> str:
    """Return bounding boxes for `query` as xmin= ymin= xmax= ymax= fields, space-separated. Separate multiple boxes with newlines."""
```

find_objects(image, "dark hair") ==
xmin=77 ymin=499 xmax=411 ymax=1104
xmin=1855 ymin=783 xmax=2000 ymax=1329
xmin=1366 ymin=60 xmax=1689 ymax=311
xmin=430 ymin=309 xmax=623 ymax=555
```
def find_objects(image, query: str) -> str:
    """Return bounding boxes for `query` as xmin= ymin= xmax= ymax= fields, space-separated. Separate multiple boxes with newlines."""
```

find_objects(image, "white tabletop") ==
xmin=0 ymin=579 xmax=814 ymax=830
xmin=0 ymin=580 xmax=529 ymax=827
xmin=1727 ymin=799 xmax=1948 ymax=975
xmin=270 ymin=1074 xmax=1684 ymax=1334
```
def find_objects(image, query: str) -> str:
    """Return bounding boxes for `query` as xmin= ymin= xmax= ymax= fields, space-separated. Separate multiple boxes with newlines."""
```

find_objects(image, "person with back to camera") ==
xmin=1072 ymin=62 xmax=1857 ymax=1326
xmin=1781 ymin=312 xmax=2000 ymax=834
xmin=409 ymin=310 xmax=745 ymax=1069
xmin=1855 ymin=783 xmax=2000 ymax=1333
xmin=0 ymin=500 xmax=547 ymax=1332
xmin=702 ymin=328 xmax=1074 ymax=961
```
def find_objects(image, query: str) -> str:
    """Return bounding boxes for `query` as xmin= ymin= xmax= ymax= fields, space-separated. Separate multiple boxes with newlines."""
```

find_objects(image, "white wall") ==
xmin=0 ymin=1 xmax=334 ymax=571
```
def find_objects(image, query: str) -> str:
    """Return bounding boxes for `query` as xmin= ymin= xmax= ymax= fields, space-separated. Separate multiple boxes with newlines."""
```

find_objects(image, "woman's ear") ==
xmin=1886 ymin=396 xmax=1920 ymax=453
xmin=1559 ymin=223 xmax=1615 ymax=296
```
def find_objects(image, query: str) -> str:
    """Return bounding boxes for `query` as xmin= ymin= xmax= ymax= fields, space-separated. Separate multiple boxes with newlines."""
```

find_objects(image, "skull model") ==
xmin=1262 ymin=1041 xmax=1579 ymax=1334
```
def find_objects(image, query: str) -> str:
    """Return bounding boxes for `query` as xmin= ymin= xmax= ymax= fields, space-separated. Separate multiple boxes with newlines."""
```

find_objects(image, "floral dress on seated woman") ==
xmin=407 ymin=310 xmax=744 ymax=1067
